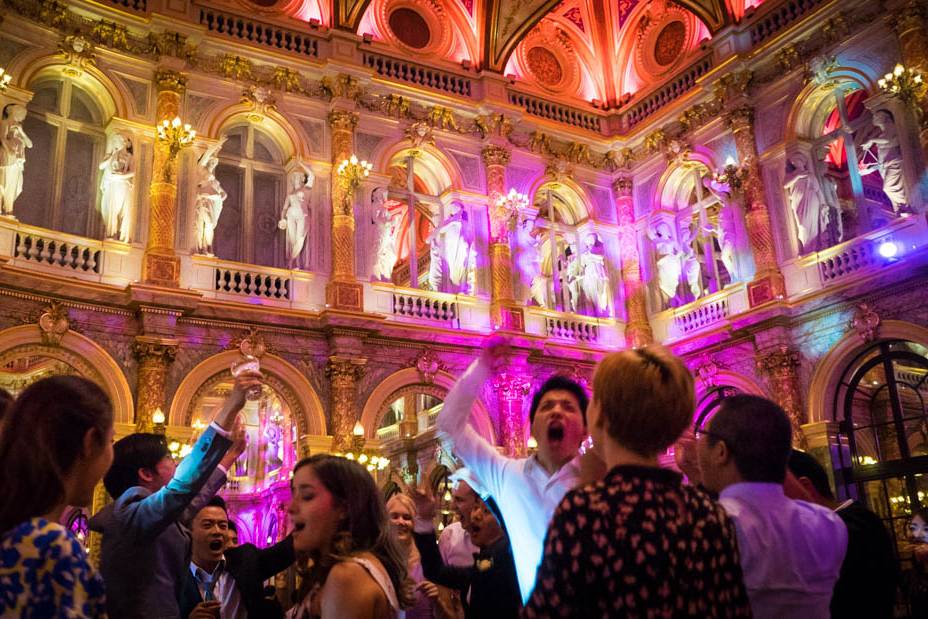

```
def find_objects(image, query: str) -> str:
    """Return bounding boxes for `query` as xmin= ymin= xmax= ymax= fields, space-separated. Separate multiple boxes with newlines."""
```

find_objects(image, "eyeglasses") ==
xmin=694 ymin=428 xmax=736 ymax=452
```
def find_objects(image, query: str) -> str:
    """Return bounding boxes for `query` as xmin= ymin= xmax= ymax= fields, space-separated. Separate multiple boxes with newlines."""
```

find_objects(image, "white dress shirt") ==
xmin=437 ymin=358 xmax=582 ymax=603
xmin=190 ymin=559 xmax=245 ymax=619
xmin=719 ymin=482 xmax=849 ymax=619
xmin=438 ymin=521 xmax=479 ymax=567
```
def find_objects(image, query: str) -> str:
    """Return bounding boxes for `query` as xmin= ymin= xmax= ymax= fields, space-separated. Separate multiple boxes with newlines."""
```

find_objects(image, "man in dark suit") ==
xmin=179 ymin=496 xmax=295 ymax=619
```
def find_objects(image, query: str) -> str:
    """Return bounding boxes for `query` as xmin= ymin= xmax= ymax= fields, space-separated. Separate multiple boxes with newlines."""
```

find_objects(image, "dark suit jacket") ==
xmin=179 ymin=535 xmax=295 ymax=619
xmin=414 ymin=531 xmax=521 ymax=619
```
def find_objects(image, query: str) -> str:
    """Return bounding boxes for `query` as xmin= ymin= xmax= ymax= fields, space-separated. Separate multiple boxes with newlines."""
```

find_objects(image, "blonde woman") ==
xmin=385 ymin=494 xmax=444 ymax=619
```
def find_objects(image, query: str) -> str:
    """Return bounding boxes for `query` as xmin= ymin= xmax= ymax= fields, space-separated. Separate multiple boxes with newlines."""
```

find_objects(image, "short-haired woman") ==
xmin=524 ymin=346 xmax=752 ymax=617
xmin=286 ymin=455 xmax=410 ymax=619
xmin=0 ymin=376 xmax=115 ymax=617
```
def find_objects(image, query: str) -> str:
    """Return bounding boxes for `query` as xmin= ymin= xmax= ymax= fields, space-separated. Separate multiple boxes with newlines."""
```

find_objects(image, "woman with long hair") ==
xmin=386 ymin=493 xmax=447 ymax=619
xmin=286 ymin=455 xmax=410 ymax=619
xmin=0 ymin=376 xmax=115 ymax=617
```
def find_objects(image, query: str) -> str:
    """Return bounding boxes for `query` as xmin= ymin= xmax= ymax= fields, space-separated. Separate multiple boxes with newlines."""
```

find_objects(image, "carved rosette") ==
xmin=756 ymin=346 xmax=805 ymax=441
xmin=614 ymin=177 xmax=653 ymax=347
xmin=38 ymin=301 xmax=70 ymax=346
xmin=326 ymin=357 xmax=366 ymax=452
xmin=851 ymin=303 xmax=881 ymax=342
xmin=492 ymin=372 xmax=531 ymax=457
xmin=133 ymin=337 xmax=178 ymax=432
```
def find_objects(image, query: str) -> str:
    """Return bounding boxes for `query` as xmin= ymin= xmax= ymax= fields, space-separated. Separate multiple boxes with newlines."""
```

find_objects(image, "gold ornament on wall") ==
xmin=405 ymin=121 xmax=435 ymax=150
xmin=427 ymin=106 xmax=460 ymax=132
xmin=241 ymin=85 xmax=277 ymax=123
xmin=878 ymin=63 xmax=926 ymax=107
xmin=157 ymin=116 xmax=196 ymax=161
xmin=37 ymin=301 xmax=70 ymax=347
xmin=58 ymin=35 xmax=95 ymax=77
xmin=217 ymin=54 xmax=255 ymax=81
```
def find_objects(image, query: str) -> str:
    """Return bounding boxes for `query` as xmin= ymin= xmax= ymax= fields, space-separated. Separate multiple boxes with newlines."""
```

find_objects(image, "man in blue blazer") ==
xmin=178 ymin=496 xmax=294 ymax=619
xmin=89 ymin=372 xmax=261 ymax=618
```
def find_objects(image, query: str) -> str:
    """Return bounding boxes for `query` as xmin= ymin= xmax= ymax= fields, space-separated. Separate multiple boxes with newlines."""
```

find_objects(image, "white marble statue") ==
xmin=278 ymin=161 xmax=314 ymax=270
xmin=371 ymin=186 xmax=400 ymax=281
xmin=515 ymin=215 xmax=548 ymax=307
xmin=0 ymin=104 xmax=31 ymax=216
xmin=563 ymin=247 xmax=582 ymax=313
xmin=427 ymin=203 xmax=471 ymax=293
xmin=859 ymin=109 xmax=907 ymax=213
xmin=194 ymin=136 xmax=228 ymax=255
xmin=783 ymin=150 xmax=827 ymax=252
xmin=98 ymin=132 xmax=134 ymax=242
xmin=678 ymin=225 xmax=703 ymax=300
xmin=579 ymin=233 xmax=610 ymax=316
xmin=648 ymin=221 xmax=682 ymax=302
xmin=701 ymin=177 xmax=738 ymax=281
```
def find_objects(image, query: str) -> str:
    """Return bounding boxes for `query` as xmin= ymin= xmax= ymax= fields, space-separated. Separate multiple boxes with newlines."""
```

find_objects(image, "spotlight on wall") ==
xmin=461 ymin=59 xmax=472 ymax=70
xmin=878 ymin=239 xmax=899 ymax=259
xmin=362 ymin=32 xmax=373 ymax=43
xmin=309 ymin=17 xmax=321 ymax=28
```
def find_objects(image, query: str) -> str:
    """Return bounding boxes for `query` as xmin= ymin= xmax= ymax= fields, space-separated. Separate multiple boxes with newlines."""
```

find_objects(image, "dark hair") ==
xmin=788 ymin=449 xmax=834 ymax=499
xmin=103 ymin=433 xmax=170 ymax=499
xmin=529 ymin=375 xmax=589 ymax=425
xmin=593 ymin=346 xmax=694 ymax=456
xmin=708 ymin=395 xmax=792 ymax=484
xmin=0 ymin=376 xmax=113 ymax=534
xmin=227 ymin=520 xmax=238 ymax=533
xmin=205 ymin=495 xmax=228 ymax=513
xmin=292 ymin=455 xmax=410 ymax=608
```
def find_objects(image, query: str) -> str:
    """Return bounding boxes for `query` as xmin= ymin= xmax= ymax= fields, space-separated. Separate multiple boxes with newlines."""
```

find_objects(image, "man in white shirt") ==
xmin=438 ymin=474 xmax=480 ymax=567
xmin=696 ymin=394 xmax=848 ymax=619
xmin=437 ymin=336 xmax=588 ymax=603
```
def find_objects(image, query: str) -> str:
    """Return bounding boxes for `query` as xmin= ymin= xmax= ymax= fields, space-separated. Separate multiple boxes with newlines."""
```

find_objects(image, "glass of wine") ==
xmin=230 ymin=355 xmax=263 ymax=401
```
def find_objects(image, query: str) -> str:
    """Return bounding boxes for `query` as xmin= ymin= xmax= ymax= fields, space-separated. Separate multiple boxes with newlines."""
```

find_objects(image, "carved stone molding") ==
xmin=755 ymin=345 xmax=805 ymax=436
xmin=38 ymin=301 xmax=70 ymax=347
xmin=328 ymin=109 xmax=359 ymax=132
xmin=481 ymin=144 xmax=511 ymax=168
xmin=154 ymin=69 xmax=187 ymax=94
xmin=613 ymin=176 xmax=634 ymax=199
xmin=405 ymin=121 xmax=435 ymax=149
xmin=851 ymin=303 xmax=881 ymax=343
xmin=414 ymin=349 xmax=445 ymax=384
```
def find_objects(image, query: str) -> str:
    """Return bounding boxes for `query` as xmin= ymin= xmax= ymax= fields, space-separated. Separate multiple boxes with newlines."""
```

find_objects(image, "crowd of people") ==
xmin=0 ymin=337 xmax=917 ymax=618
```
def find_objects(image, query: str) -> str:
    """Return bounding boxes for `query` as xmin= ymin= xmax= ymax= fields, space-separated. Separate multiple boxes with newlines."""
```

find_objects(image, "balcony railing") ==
xmin=625 ymin=53 xmax=714 ymax=128
xmin=651 ymin=284 xmax=749 ymax=342
xmin=362 ymin=52 xmax=473 ymax=97
xmin=181 ymin=254 xmax=321 ymax=309
xmin=507 ymin=91 xmax=603 ymax=132
xmin=748 ymin=0 xmax=829 ymax=47
xmin=198 ymin=6 xmax=320 ymax=58
xmin=392 ymin=289 xmax=460 ymax=327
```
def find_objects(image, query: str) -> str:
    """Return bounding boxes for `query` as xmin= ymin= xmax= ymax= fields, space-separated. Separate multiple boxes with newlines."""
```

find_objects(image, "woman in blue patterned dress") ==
xmin=0 ymin=376 xmax=115 ymax=618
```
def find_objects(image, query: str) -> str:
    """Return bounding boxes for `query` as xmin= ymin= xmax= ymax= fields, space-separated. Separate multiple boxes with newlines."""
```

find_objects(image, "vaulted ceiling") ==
xmin=290 ymin=0 xmax=757 ymax=106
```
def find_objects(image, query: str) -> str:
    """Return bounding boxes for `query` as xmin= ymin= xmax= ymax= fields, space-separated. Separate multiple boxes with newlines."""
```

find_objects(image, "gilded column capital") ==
xmin=132 ymin=336 xmax=178 ymax=363
xmin=154 ymin=69 xmax=187 ymax=94
xmin=726 ymin=105 xmax=755 ymax=134
xmin=613 ymin=176 xmax=634 ymax=199
xmin=328 ymin=109 xmax=359 ymax=132
xmin=491 ymin=372 xmax=531 ymax=401
xmin=755 ymin=345 xmax=801 ymax=376
xmin=755 ymin=345 xmax=805 ymax=439
xmin=482 ymin=144 xmax=511 ymax=167
xmin=325 ymin=356 xmax=366 ymax=384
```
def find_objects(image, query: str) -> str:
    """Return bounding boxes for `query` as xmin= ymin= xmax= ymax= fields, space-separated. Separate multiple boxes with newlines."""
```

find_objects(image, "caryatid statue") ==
xmin=193 ymin=136 xmax=228 ymax=255
xmin=579 ymin=233 xmax=610 ymax=316
xmin=859 ymin=109 xmax=907 ymax=213
xmin=0 ymin=104 xmax=32 ymax=216
xmin=98 ymin=131 xmax=134 ymax=242
xmin=648 ymin=221 xmax=682 ymax=303
xmin=278 ymin=161 xmax=314 ymax=270
xmin=701 ymin=176 xmax=738 ymax=281
xmin=371 ymin=186 xmax=401 ymax=281
xmin=426 ymin=202 xmax=472 ymax=293
xmin=678 ymin=224 xmax=703 ymax=300
xmin=783 ymin=149 xmax=828 ymax=252
xmin=514 ymin=212 xmax=548 ymax=308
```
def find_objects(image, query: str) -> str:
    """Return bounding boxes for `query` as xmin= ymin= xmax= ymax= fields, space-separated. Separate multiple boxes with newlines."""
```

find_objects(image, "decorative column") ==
xmin=325 ymin=356 xmax=366 ymax=452
xmin=492 ymin=372 xmax=531 ymax=457
xmin=728 ymin=106 xmax=786 ymax=307
xmin=614 ymin=176 xmax=653 ymax=347
xmin=756 ymin=345 xmax=805 ymax=444
xmin=894 ymin=0 xmax=928 ymax=152
xmin=483 ymin=144 xmax=524 ymax=331
xmin=133 ymin=335 xmax=178 ymax=432
xmin=326 ymin=110 xmax=364 ymax=311
xmin=143 ymin=70 xmax=188 ymax=287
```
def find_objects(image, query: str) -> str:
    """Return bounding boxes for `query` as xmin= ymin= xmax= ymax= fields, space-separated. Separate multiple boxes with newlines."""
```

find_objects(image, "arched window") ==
xmin=213 ymin=125 xmax=288 ymax=267
xmin=651 ymin=163 xmax=738 ymax=310
xmin=19 ymin=80 xmax=107 ymax=238
xmin=693 ymin=385 xmax=741 ymax=432
xmin=834 ymin=339 xmax=928 ymax=553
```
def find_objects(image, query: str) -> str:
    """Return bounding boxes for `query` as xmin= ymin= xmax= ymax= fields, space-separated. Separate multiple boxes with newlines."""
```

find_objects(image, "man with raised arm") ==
xmin=436 ymin=336 xmax=588 ymax=603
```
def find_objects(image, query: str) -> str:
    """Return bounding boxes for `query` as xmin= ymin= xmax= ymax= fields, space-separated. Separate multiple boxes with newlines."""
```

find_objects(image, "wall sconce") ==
xmin=152 ymin=407 xmax=166 ymax=435
xmin=336 ymin=154 xmax=373 ymax=212
xmin=878 ymin=63 xmax=926 ymax=107
xmin=157 ymin=116 xmax=196 ymax=160
xmin=339 ymin=421 xmax=390 ymax=473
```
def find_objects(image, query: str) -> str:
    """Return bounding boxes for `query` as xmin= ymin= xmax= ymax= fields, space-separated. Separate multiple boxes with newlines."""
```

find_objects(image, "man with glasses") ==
xmin=695 ymin=394 xmax=848 ymax=619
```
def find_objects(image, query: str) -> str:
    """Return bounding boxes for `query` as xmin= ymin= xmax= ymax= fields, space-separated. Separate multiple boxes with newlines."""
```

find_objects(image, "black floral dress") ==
xmin=523 ymin=465 xmax=752 ymax=618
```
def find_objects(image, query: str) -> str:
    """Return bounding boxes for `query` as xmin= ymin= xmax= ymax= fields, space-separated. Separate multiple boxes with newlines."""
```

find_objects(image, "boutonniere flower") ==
xmin=475 ymin=558 xmax=493 ymax=572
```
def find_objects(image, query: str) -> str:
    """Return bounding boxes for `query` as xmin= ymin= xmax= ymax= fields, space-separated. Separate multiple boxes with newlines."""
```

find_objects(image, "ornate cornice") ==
xmin=328 ymin=109 xmax=359 ymax=132
xmin=154 ymin=69 xmax=187 ymax=94
xmin=481 ymin=144 xmax=511 ymax=167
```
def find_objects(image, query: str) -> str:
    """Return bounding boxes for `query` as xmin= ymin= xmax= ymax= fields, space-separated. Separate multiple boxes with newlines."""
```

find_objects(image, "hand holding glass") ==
xmin=231 ymin=355 xmax=263 ymax=400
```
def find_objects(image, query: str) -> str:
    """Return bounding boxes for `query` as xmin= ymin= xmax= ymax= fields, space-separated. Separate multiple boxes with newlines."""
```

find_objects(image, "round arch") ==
xmin=0 ymin=324 xmax=134 ymax=423
xmin=786 ymin=69 xmax=874 ymax=140
xmin=529 ymin=177 xmax=591 ymax=224
xmin=374 ymin=141 xmax=463 ymax=195
xmin=20 ymin=57 xmax=127 ymax=121
xmin=694 ymin=369 xmax=768 ymax=402
xmin=169 ymin=350 xmax=326 ymax=436
xmin=359 ymin=367 xmax=496 ymax=444
xmin=655 ymin=152 xmax=717 ymax=211
xmin=203 ymin=105 xmax=305 ymax=162
xmin=808 ymin=320 xmax=928 ymax=423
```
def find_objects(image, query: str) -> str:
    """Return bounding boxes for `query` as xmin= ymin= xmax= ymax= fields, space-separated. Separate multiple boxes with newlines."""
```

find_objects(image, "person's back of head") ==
xmin=104 ymin=432 xmax=170 ymax=499
xmin=787 ymin=449 xmax=834 ymax=502
xmin=700 ymin=394 xmax=792 ymax=492
xmin=0 ymin=387 xmax=12 ymax=424
xmin=0 ymin=376 xmax=113 ymax=534
xmin=592 ymin=345 xmax=694 ymax=457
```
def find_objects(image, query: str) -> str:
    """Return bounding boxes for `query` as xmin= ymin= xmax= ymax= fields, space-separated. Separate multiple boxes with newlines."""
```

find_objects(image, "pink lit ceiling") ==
xmin=279 ymin=0 xmax=762 ymax=107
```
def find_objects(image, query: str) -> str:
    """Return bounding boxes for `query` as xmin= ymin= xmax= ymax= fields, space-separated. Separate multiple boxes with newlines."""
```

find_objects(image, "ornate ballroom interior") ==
xmin=0 ymin=0 xmax=927 ymax=575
